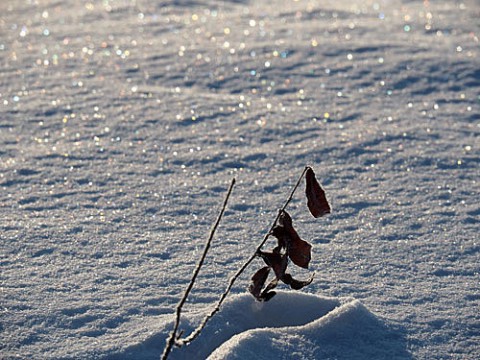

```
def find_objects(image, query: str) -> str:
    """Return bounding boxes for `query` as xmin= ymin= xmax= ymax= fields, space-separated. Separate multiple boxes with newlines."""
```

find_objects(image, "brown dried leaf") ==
xmin=282 ymin=273 xmax=315 ymax=290
xmin=279 ymin=211 xmax=312 ymax=269
xmin=271 ymin=225 xmax=287 ymax=251
xmin=248 ymin=266 xmax=271 ymax=300
xmin=259 ymin=250 xmax=288 ymax=280
xmin=288 ymin=239 xmax=312 ymax=269
xmin=263 ymin=278 xmax=279 ymax=293
xmin=261 ymin=290 xmax=277 ymax=302
xmin=260 ymin=278 xmax=279 ymax=301
xmin=305 ymin=167 xmax=331 ymax=218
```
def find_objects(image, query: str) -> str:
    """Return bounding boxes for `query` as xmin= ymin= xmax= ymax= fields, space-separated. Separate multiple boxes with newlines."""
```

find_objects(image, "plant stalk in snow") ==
xmin=161 ymin=178 xmax=236 ymax=360
xmin=176 ymin=166 xmax=310 ymax=346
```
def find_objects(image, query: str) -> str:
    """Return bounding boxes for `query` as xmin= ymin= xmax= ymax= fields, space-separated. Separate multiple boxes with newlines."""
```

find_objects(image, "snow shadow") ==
xmin=115 ymin=291 xmax=411 ymax=360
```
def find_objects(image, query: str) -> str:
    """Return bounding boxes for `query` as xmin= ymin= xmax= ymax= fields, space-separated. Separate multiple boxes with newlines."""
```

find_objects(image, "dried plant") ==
xmin=161 ymin=166 xmax=330 ymax=360
xmin=249 ymin=210 xmax=314 ymax=301
xmin=248 ymin=167 xmax=330 ymax=301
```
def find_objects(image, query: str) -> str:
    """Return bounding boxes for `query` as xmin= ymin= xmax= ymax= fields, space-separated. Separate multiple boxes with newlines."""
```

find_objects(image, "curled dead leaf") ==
xmin=258 ymin=250 xmax=288 ymax=280
xmin=249 ymin=266 xmax=279 ymax=301
xmin=248 ymin=266 xmax=270 ymax=300
xmin=260 ymin=278 xmax=279 ymax=301
xmin=278 ymin=211 xmax=312 ymax=269
xmin=282 ymin=272 xmax=315 ymax=290
xmin=271 ymin=225 xmax=287 ymax=251
xmin=305 ymin=167 xmax=331 ymax=218
xmin=260 ymin=290 xmax=277 ymax=301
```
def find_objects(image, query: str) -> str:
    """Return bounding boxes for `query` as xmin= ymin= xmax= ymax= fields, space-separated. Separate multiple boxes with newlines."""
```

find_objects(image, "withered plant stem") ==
xmin=177 ymin=166 xmax=309 ymax=347
xmin=161 ymin=178 xmax=236 ymax=360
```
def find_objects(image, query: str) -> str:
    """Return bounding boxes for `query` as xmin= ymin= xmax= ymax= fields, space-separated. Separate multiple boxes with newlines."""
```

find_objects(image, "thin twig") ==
xmin=161 ymin=178 xmax=236 ymax=360
xmin=177 ymin=166 xmax=309 ymax=346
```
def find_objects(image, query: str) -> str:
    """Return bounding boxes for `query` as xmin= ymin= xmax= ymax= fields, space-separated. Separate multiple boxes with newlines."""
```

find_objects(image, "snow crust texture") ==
xmin=1 ymin=0 xmax=479 ymax=359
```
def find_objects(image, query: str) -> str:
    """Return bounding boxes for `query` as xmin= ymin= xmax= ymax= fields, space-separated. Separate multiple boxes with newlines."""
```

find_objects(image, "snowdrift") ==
xmin=117 ymin=291 xmax=410 ymax=359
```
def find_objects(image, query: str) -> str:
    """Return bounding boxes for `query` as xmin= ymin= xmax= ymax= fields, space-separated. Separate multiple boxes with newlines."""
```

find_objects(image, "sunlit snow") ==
xmin=1 ymin=0 xmax=478 ymax=359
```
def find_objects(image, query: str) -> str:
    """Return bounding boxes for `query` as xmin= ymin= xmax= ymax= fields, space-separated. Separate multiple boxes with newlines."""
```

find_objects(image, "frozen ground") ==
xmin=1 ymin=0 xmax=479 ymax=359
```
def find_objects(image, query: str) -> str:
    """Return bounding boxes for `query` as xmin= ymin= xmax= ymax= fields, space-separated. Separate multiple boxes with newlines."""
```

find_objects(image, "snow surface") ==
xmin=1 ymin=0 xmax=479 ymax=359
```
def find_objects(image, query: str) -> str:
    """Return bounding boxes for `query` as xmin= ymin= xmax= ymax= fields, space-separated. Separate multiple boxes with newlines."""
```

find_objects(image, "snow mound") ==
xmin=119 ymin=291 xmax=410 ymax=359
xmin=208 ymin=295 xmax=411 ymax=360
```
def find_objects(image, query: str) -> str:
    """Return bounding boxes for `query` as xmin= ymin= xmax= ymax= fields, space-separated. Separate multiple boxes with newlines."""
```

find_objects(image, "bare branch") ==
xmin=161 ymin=178 xmax=236 ymax=360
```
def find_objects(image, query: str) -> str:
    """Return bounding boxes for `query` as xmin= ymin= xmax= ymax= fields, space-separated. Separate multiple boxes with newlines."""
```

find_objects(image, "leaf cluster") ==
xmin=248 ymin=167 xmax=330 ymax=301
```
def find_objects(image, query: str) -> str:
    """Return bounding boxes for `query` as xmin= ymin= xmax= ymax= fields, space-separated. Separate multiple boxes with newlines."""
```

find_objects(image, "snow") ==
xmin=207 ymin=293 xmax=409 ymax=360
xmin=112 ymin=292 xmax=409 ymax=359
xmin=1 ymin=0 xmax=479 ymax=359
